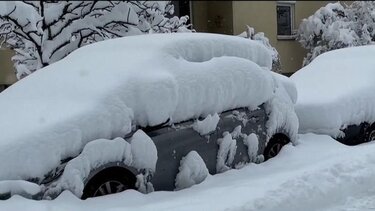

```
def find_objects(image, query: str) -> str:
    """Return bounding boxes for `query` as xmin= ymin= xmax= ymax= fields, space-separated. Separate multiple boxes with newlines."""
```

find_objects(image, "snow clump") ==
xmin=192 ymin=113 xmax=220 ymax=135
xmin=175 ymin=151 xmax=209 ymax=190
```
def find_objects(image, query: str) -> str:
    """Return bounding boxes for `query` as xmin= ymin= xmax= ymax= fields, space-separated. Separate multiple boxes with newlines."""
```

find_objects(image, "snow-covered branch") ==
xmin=0 ymin=1 xmax=192 ymax=79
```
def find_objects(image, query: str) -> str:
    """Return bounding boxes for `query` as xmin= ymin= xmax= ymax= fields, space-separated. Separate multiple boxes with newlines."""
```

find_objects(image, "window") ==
xmin=277 ymin=2 xmax=295 ymax=39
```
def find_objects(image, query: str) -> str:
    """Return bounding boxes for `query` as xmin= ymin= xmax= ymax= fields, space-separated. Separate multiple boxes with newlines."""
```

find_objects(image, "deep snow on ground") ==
xmin=2 ymin=133 xmax=375 ymax=211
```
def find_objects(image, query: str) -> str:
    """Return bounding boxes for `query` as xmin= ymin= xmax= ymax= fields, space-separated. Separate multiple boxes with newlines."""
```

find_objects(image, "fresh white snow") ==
xmin=291 ymin=45 xmax=375 ymax=137
xmin=216 ymin=133 xmax=237 ymax=173
xmin=0 ymin=180 xmax=41 ymax=199
xmin=2 ymin=134 xmax=375 ymax=211
xmin=192 ymin=113 xmax=220 ymax=136
xmin=43 ymin=131 xmax=157 ymax=198
xmin=243 ymin=133 xmax=260 ymax=163
xmin=175 ymin=151 xmax=209 ymax=191
xmin=0 ymin=33 xmax=276 ymax=181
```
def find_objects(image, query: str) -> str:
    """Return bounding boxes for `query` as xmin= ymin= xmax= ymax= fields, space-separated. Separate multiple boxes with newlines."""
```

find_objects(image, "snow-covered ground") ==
xmin=2 ymin=133 xmax=375 ymax=211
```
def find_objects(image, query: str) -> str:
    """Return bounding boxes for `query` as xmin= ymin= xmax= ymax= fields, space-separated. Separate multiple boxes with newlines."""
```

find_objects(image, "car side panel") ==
xmin=216 ymin=107 xmax=268 ymax=167
xmin=148 ymin=124 xmax=217 ymax=191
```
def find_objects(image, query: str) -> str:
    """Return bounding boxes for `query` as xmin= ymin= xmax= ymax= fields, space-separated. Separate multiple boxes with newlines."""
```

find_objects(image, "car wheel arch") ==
xmin=263 ymin=133 xmax=290 ymax=161
xmin=81 ymin=162 xmax=138 ymax=199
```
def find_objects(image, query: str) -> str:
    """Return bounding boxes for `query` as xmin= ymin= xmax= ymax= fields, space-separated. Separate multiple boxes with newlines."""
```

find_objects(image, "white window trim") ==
xmin=277 ymin=2 xmax=296 ymax=40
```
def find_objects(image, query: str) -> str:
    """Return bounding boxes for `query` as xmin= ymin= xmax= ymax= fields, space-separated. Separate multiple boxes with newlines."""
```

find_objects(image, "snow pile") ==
xmin=130 ymin=130 xmax=158 ymax=171
xmin=175 ymin=151 xmax=209 ymax=191
xmin=243 ymin=133 xmax=260 ymax=163
xmin=0 ymin=181 xmax=41 ymax=200
xmin=192 ymin=113 xmax=220 ymax=136
xmin=217 ymin=133 xmax=237 ymax=173
xmin=0 ymin=33 xmax=275 ymax=182
xmin=291 ymin=45 xmax=375 ymax=137
xmin=43 ymin=130 xmax=157 ymax=198
xmin=265 ymin=73 xmax=299 ymax=143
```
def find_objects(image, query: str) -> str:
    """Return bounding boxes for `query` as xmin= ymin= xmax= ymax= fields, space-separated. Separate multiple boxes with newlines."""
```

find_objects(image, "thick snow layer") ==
xmin=3 ymin=134 xmax=375 ymax=211
xmin=244 ymin=133 xmax=259 ymax=163
xmin=130 ymin=130 xmax=158 ymax=171
xmin=192 ymin=113 xmax=220 ymax=135
xmin=0 ymin=180 xmax=41 ymax=199
xmin=44 ymin=137 xmax=133 ymax=198
xmin=44 ymin=131 xmax=157 ymax=198
xmin=216 ymin=133 xmax=237 ymax=173
xmin=265 ymin=73 xmax=299 ymax=143
xmin=291 ymin=45 xmax=375 ymax=137
xmin=0 ymin=33 xmax=275 ymax=181
xmin=175 ymin=151 xmax=209 ymax=191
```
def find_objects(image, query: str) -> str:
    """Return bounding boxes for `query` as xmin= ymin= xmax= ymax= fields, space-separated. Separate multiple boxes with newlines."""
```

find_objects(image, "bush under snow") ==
xmin=0 ymin=1 xmax=192 ymax=79
xmin=298 ymin=1 xmax=375 ymax=66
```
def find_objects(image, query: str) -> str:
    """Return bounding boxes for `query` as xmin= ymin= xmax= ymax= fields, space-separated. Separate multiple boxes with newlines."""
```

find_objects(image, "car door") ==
xmin=216 ymin=106 xmax=268 ymax=170
xmin=147 ymin=118 xmax=218 ymax=191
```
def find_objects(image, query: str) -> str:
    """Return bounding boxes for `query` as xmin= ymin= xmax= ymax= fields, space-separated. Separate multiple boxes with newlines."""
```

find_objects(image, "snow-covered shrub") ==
xmin=0 ymin=1 xmax=192 ymax=79
xmin=239 ymin=25 xmax=281 ymax=72
xmin=298 ymin=1 xmax=375 ymax=66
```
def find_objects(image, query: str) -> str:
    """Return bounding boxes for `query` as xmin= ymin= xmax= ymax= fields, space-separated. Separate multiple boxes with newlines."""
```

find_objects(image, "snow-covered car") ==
xmin=291 ymin=45 xmax=375 ymax=145
xmin=0 ymin=33 xmax=298 ymax=200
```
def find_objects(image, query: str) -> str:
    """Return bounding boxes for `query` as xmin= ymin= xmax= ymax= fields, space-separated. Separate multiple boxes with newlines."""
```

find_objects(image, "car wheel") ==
xmin=81 ymin=167 xmax=136 ymax=199
xmin=366 ymin=125 xmax=375 ymax=142
xmin=263 ymin=134 xmax=290 ymax=161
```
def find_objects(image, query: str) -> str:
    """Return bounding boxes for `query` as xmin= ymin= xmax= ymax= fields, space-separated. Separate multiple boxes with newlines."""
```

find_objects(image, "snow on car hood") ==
xmin=0 ymin=33 xmax=276 ymax=181
xmin=291 ymin=45 xmax=375 ymax=137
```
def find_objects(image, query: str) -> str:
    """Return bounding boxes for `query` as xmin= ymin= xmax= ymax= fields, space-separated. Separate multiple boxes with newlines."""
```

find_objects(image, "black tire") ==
xmin=81 ymin=167 xmax=136 ymax=199
xmin=263 ymin=134 xmax=290 ymax=161
xmin=366 ymin=124 xmax=375 ymax=142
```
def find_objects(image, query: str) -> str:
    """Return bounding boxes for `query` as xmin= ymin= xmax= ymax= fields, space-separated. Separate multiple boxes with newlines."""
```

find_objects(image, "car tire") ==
xmin=263 ymin=134 xmax=290 ymax=161
xmin=366 ymin=124 xmax=375 ymax=142
xmin=81 ymin=168 xmax=136 ymax=199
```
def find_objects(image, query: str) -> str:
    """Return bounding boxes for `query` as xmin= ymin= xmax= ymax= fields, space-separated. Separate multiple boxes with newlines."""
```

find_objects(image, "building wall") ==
xmin=192 ymin=1 xmax=233 ymax=35
xmin=232 ymin=1 xmax=330 ymax=74
xmin=0 ymin=48 xmax=17 ymax=85
xmin=192 ymin=1 xmax=331 ymax=74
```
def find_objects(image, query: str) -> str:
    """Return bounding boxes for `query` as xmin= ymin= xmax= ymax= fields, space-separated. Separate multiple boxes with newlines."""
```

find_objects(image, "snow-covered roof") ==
xmin=0 ymin=33 xmax=276 ymax=180
xmin=291 ymin=45 xmax=375 ymax=137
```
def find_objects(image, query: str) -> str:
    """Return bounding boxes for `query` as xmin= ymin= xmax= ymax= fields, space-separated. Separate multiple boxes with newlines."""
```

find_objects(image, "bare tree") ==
xmin=0 ymin=1 xmax=191 ymax=79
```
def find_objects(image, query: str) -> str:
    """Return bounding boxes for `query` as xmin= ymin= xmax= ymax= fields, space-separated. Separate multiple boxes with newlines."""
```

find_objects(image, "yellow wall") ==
xmin=0 ymin=49 xmax=17 ymax=85
xmin=192 ymin=1 xmax=331 ymax=73
xmin=192 ymin=1 xmax=233 ymax=35
xmin=232 ymin=1 xmax=331 ymax=74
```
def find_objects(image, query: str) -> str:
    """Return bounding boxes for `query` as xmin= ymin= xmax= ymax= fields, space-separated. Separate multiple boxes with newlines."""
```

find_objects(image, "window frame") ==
xmin=276 ymin=1 xmax=296 ymax=40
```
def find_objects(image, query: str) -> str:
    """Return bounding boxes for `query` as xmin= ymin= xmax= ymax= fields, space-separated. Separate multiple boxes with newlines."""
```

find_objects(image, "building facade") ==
xmin=0 ymin=1 xmax=331 ymax=88
xmin=190 ymin=1 xmax=332 ymax=75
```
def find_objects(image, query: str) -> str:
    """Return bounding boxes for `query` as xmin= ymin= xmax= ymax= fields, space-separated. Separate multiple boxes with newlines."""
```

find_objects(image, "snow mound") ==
xmin=192 ymin=113 xmax=220 ymax=136
xmin=0 ymin=180 xmax=41 ymax=199
xmin=43 ymin=131 xmax=157 ymax=198
xmin=291 ymin=45 xmax=375 ymax=137
xmin=265 ymin=73 xmax=299 ymax=143
xmin=175 ymin=151 xmax=209 ymax=191
xmin=130 ymin=130 xmax=158 ymax=171
xmin=217 ymin=133 xmax=237 ymax=173
xmin=244 ymin=133 xmax=260 ymax=163
xmin=0 ymin=33 xmax=275 ymax=182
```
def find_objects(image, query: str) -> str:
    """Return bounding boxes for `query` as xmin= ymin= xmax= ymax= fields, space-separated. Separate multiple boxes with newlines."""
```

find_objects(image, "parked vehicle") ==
xmin=290 ymin=45 xmax=375 ymax=145
xmin=0 ymin=33 xmax=298 ymax=200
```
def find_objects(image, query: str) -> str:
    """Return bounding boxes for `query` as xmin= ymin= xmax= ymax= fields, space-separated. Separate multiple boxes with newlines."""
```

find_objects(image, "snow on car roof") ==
xmin=291 ymin=45 xmax=375 ymax=137
xmin=0 ymin=33 xmax=275 ymax=180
